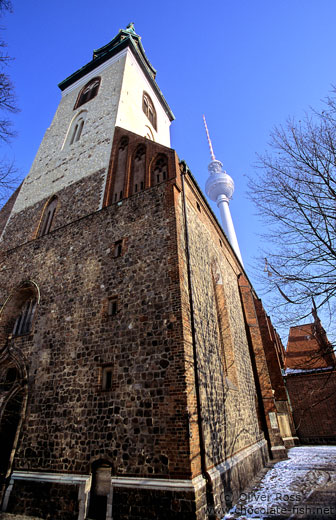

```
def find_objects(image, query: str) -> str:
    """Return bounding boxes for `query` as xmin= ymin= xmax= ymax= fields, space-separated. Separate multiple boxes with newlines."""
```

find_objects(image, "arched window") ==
xmin=63 ymin=111 xmax=87 ymax=149
xmin=145 ymin=126 xmax=154 ymax=141
xmin=112 ymin=137 xmax=128 ymax=203
xmin=130 ymin=144 xmax=146 ymax=196
xmin=142 ymin=92 xmax=157 ymax=130
xmin=74 ymin=77 xmax=101 ymax=109
xmin=0 ymin=282 xmax=39 ymax=344
xmin=12 ymin=297 xmax=37 ymax=337
xmin=38 ymin=196 xmax=58 ymax=237
xmin=151 ymin=154 xmax=168 ymax=187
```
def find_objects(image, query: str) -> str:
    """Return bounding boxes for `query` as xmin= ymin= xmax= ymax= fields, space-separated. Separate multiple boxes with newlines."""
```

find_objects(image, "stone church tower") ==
xmin=0 ymin=24 xmax=297 ymax=520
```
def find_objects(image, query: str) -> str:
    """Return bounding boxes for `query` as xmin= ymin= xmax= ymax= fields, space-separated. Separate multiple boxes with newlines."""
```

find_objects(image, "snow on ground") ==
xmin=223 ymin=446 xmax=336 ymax=519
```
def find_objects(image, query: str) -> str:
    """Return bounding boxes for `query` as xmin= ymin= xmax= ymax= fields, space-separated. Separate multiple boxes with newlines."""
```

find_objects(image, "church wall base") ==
xmin=206 ymin=439 xmax=269 ymax=518
xmin=2 ymin=441 xmax=269 ymax=519
xmin=6 ymin=480 xmax=80 ymax=519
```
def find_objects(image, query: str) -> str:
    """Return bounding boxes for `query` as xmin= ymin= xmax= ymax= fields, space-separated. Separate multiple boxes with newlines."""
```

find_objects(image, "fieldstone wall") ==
xmin=0 ymin=148 xmax=274 ymax=518
xmin=7 ymin=481 xmax=78 ymax=520
xmin=175 ymin=172 xmax=266 ymax=513
xmin=0 ymin=182 xmax=191 ymax=483
xmin=10 ymin=54 xmax=127 ymax=216
xmin=1 ymin=170 xmax=105 ymax=250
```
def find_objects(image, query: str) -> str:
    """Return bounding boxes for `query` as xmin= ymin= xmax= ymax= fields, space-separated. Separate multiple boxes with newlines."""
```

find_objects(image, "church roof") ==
xmin=58 ymin=23 xmax=174 ymax=121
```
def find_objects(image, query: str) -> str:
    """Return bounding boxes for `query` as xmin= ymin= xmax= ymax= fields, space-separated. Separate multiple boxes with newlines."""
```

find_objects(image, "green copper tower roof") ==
xmin=58 ymin=23 xmax=174 ymax=121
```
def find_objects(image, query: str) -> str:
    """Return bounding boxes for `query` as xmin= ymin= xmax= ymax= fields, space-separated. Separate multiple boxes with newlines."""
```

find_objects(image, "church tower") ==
xmin=0 ymin=24 xmax=295 ymax=520
xmin=0 ymin=23 xmax=174 ymax=244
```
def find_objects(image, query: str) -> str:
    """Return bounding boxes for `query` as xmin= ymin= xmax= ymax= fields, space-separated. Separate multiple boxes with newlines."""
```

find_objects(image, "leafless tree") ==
xmin=249 ymin=90 xmax=336 ymax=349
xmin=0 ymin=0 xmax=18 ymax=204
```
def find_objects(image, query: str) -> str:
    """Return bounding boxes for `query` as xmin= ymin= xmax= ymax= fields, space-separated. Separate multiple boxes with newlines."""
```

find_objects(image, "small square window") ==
xmin=102 ymin=366 xmax=113 ymax=390
xmin=108 ymin=297 xmax=118 ymax=316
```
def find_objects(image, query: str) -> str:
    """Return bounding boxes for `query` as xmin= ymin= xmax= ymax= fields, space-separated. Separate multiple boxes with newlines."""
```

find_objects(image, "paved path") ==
xmin=224 ymin=446 xmax=336 ymax=519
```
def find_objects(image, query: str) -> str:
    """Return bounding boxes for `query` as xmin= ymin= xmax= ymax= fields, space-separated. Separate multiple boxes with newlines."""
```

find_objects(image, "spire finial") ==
xmin=203 ymin=115 xmax=216 ymax=161
xmin=126 ymin=22 xmax=136 ymax=34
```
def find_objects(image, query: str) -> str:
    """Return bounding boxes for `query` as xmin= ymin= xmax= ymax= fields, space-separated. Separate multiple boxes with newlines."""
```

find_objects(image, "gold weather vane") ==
xmin=203 ymin=115 xmax=216 ymax=161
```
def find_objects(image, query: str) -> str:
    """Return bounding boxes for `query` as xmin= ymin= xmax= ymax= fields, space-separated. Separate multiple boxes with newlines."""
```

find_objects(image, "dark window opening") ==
xmin=119 ymin=191 xmax=123 ymax=200
xmin=74 ymin=78 xmax=101 ymax=109
xmin=140 ymin=181 xmax=144 ymax=190
xmin=142 ymin=92 xmax=157 ymax=130
xmin=102 ymin=366 xmax=113 ymax=391
xmin=114 ymin=240 xmax=123 ymax=258
xmin=0 ymin=367 xmax=18 ymax=391
xmin=196 ymin=202 xmax=201 ymax=212
xmin=108 ymin=298 xmax=118 ymax=316
xmin=135 ymin=184 xmax=138 ymax=193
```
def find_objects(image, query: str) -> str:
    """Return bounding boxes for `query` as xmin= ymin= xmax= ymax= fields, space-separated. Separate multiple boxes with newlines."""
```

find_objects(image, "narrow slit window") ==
xmin=114 ymin=240 xmax=123 ymax=258
xmin=39 ymin=197 xmax=58 ymax=237
xmin=102 ymin=366 xmax=113 ymax=391
xmin=108 ymin=297 xmax=118 ymax=316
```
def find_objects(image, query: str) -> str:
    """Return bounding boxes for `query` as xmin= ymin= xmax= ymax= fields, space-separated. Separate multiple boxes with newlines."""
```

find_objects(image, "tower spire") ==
xmin=203 ymin=115 xmax=216 ymax=161
xmin=203 ymin=117 xmax=244 ymax=266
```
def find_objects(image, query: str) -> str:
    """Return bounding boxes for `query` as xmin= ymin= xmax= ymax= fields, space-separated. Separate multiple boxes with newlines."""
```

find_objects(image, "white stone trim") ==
xmin=207 ymin=439 xmax=268 ymax=481
xmin=9 ymin=470 xmax=206 ymax=492
xmin=11 ymin=470 xmax=90 ymax=485
xmin=111 ymin=474 xmax=206 ymax=492
xmin=61 ymin=49 xmax=128 ymax=97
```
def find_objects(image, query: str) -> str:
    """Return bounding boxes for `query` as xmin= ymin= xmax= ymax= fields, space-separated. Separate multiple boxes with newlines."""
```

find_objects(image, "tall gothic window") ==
xmin=12 ymin=298 xmax=37 ymax=337
xmin=130 ymin=145 xmax=146 ymax=195
xmin=113 ymin=136 xmax=128 ymax=203
xmin=38 ymin=196 xmax=57 ymax=237
xmin=142 ymin=92 xmax=157 ymax=130
xmin=74 ymin=77 xmax=101 ymax=109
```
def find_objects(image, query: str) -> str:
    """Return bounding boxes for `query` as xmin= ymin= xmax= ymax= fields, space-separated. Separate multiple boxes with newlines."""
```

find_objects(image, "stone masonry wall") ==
xmin=10 ymin=53 xmax=127 ymax=216
xmin=0 ymin=182 xmax=192 ymax=480
xmin=176 ymin=173 xmax=263 ymax=478
xmin=1 ymin=169 xmax=105 ymax=250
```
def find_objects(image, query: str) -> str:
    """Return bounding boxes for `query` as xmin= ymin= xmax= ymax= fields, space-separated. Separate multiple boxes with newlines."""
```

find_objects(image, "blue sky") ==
xmin=2 ymin=1 xmax=336 ymax=338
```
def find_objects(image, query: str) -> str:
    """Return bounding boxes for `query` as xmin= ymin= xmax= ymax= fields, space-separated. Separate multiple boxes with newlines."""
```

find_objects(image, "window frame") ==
xmin=74 ymin=77 xmax=101 ymax=110
xmin=12 ymin=297 xmax=37 ymax=337
xmin=142 ymin=92 xmax=157 ymax=131
xmin=38 ymin=196 xmax=58 ymax=237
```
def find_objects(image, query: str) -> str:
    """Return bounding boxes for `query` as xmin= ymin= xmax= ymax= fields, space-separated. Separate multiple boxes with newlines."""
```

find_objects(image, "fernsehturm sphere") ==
xmin=203 ymin=116 xmax=244 ymax=266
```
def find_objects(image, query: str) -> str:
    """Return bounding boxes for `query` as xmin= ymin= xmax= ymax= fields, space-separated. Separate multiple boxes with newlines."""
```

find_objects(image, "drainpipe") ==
xmin=180 ymin=165 xmax=216 ymax=520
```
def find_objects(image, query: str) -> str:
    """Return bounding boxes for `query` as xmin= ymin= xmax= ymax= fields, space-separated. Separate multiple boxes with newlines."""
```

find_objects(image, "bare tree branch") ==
xmin=249 ymin=89 xmax=336 ymax=350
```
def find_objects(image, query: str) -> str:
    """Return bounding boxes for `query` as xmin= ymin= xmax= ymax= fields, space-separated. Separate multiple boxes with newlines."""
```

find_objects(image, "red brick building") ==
xmin=285 ymin=314 xmax=336 ymax=444
xmin=0 ymin=25 xmax=296 ymax=520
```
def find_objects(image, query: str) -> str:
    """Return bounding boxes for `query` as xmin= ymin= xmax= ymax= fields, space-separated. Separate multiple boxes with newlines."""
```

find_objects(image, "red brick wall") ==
xmin=286 ymin=370 xmax=336 ymax=443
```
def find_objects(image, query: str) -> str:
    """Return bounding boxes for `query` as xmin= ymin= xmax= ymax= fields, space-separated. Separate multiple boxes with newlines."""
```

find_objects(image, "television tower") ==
xmin=203 ymin=116 xmax=243 ymax=266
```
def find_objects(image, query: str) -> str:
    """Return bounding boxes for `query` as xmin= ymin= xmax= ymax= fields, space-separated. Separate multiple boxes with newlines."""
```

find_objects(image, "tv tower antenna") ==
xmin=203 ymin=115 xmax=243 ymax=266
